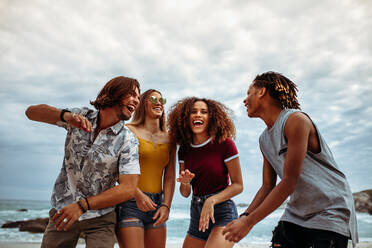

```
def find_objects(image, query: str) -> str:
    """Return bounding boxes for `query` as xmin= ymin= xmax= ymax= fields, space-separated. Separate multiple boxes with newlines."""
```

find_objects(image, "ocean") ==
xmin=0 ymin=199 xmax=371 ymax=245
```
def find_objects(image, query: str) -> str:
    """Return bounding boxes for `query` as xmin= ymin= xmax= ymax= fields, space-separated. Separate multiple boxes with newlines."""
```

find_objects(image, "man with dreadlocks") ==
xmin=223 ymin=71 xmax=357 ymax=247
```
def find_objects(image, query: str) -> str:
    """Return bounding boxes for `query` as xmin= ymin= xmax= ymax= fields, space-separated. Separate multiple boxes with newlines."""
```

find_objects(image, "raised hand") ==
xmin=177 ymin=169 xmax=195 ymax=185
xmin=65 ymin=112 xmax=92 ymax=133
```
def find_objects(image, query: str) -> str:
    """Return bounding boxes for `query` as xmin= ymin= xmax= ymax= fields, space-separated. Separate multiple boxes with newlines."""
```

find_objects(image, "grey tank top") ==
xmin=259 ymin=109 xmax=358 ymax=246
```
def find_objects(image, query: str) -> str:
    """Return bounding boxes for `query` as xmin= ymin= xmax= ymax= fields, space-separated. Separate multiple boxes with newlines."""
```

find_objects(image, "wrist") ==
xmin=60 ymin=109 xmax=71 ymax=122
xmin=205 ymin=197 xmax=216 ymax=206
xmin=160 ymin=203 xmax=170 ymax=211
xmin=84 ymin=197 xmax=91 ymax=210
xmin=77 ymin=200 xmax=87 ymax=214
xmin=239 ymin=212 xmax=249 ymax=218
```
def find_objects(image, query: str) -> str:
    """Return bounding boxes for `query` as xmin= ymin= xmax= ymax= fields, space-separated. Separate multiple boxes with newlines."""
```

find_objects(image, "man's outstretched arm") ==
xmin=26 ymin=104 xmax=92 ymax=132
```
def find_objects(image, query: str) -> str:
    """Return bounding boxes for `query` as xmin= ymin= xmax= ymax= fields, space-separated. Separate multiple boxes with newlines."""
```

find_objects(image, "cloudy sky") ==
xmin=0 ymin=0 xmax=371 ymax=204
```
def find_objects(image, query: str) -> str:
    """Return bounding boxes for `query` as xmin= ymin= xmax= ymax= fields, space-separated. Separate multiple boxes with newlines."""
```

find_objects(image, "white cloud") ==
xmin=0 ymin=0 xmax=371 ymax=200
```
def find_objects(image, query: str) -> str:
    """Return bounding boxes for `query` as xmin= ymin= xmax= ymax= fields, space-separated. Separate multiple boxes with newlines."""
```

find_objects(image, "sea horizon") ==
xmin=1 ymin=199 xmax=372 ymax=244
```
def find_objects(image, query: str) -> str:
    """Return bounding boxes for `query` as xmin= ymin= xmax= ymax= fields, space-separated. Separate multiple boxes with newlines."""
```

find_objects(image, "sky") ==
xmin=0 ymin=0 xmax=371 ymax=204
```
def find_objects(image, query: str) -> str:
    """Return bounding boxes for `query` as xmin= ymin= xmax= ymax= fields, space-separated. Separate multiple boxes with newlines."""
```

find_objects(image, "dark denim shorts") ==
xmin=271 ymin=221 xmax=349 ymax=248
xmin=116 ymin=192 xmax=165 ymax=229
xmin=187 ymin=193 xmax=238 ymax=241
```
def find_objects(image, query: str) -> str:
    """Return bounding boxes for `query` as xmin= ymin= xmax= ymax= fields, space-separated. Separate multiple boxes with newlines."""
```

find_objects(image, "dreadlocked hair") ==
xmin=253 ymin=71 xmax=300 ymax=109
xmin=167 ymin=97 xmax=236 ymax=148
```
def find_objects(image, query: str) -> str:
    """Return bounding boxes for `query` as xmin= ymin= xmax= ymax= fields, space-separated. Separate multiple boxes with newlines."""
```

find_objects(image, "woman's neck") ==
xmin=192 ymin=133 xmax=210 ymax=145
xmin=142 ymin=115 xmax=161 ymax=134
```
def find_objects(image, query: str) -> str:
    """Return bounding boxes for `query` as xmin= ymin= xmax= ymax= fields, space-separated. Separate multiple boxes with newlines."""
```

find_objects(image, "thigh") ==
xmin=117 ymin=226 xmax=145 ymax=248
xmin=116 ymin=198 xmax=147 ymax=229
xmin=307 ymin=228 xmax=349 ymax=248
xmin=182 ymin=234 xmax=206 ymax=248
xmin=205 ymin=226 xmax=234 ymax=248
xmin=187 ymin=199 xmax=210 ymax=241
xmin=213 ymin=199 xmax=238 ymax=227
xmin=41 ymin=209 xmax=80 ymax=248
xmin=83 ymin=212 xmax=116 ymax=248
xmin=271 ymin=221 xmax=305 ymax=248
xmin=144 ymin=226 xmax=166 ymax=248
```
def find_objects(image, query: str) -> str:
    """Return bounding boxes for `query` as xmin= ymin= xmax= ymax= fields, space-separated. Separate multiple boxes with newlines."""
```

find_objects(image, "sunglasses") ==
xmin=148 ymin=95 xmax=167 ymax=105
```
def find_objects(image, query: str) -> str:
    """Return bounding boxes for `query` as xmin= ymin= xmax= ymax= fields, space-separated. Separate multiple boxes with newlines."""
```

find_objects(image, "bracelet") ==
xmin=85 ymin=197 xmax=91 ymax=210
xmin=160 ymin=204 xmax=170 ymax=211
xmin=77 ymin=200 xmax=87 ymax=213
xmin=239 ymin=212 xmax=249 ymax=218
xmin=60 ymin=109 xmax=71 ymax=122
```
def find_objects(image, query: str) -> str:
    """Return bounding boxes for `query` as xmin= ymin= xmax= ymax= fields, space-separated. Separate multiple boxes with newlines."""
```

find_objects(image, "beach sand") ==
xmin=0 ymin=242 xmax=371 ymax=248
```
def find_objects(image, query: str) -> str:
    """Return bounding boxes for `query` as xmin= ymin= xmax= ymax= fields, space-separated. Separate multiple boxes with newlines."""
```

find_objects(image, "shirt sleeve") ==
xmin=118 ymin=130 xmax=140 ymax=175
xmin=223 ymin=138 xmax=239 ymax=163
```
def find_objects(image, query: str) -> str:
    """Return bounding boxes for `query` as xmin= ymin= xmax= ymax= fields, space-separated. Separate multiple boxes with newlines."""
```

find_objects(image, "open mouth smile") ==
xmin=193 ymin=120 xmax=204 ymax=126
xmin=126 ymin=105 xmax=135 ymax=113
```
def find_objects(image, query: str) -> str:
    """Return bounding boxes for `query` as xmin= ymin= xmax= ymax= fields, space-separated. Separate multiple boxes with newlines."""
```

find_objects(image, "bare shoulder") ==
xmin=126 ymin=123 xmax=140 ymax=135
xmin=284 ymin=112 xmax=314 ymax=139
xmin=160 ymin=131 xmax=170 ymax=144
xmin=286 ymin=111 xmax=312 ymax=128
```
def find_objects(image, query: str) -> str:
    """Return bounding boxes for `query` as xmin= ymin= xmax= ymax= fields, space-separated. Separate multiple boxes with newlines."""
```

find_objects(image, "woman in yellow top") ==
xmin=116 ymin=89 xmax=176 ymax=248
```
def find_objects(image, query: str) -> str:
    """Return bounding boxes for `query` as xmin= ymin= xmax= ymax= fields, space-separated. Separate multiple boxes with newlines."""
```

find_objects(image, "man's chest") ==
xmin=64 ymin=129 xmax=123 ymax=172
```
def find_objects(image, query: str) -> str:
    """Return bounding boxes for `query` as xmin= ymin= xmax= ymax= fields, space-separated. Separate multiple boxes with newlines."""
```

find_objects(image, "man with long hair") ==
xmin=223 ymin=72 xmax=357 ymax=248
xmin=25 ymin=76 xmax=141 ymax=248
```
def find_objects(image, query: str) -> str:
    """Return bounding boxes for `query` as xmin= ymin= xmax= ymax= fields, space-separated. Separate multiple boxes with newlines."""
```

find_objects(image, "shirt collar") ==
xmin=110 ymin=120 xmax=125 ymax=135
xmin=190 ymin=137 xmax=212 ymax=148
xmin=90 ymin=110 xmax=125 ymax=135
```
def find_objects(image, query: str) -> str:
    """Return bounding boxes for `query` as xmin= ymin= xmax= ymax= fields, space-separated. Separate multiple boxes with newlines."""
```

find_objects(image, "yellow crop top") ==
xmin=137 ymin=137 xmax=170 ymax=193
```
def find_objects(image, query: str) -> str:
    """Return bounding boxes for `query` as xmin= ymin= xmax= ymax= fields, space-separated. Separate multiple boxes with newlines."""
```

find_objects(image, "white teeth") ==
xmin=193 ymin=120 xmax=203 ymax=125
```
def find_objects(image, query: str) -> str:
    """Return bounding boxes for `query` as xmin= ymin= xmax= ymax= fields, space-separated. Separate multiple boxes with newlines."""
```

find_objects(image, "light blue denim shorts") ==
xmin=187 ymin=193 xmax=238 ymax=240
xmin=116 ymin=192 xmax=165 ymax=229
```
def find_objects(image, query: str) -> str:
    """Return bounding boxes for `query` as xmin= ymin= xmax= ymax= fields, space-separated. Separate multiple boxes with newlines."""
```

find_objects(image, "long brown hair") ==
xmin=90 ymin=76 xmax=140 ymax=110
xmin=167 ymin=97 xmax=235 ymax=147
xmin=130 ymin=89 xmax=166 ymax=131
xmin=253 ymin=71 xmax=300 ymax=109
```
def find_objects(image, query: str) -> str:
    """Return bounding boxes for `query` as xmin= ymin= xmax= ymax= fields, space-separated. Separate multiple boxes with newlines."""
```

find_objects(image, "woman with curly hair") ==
xmin=167 ymin=97 xmax=243 ymax=248
xmin=116 ymin=89 xmax=176 ymax=248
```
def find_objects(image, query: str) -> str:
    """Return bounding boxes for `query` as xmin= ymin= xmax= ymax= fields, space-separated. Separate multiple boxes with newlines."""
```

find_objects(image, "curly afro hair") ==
xmin=167 ymin=97 xmax=235 ymax=147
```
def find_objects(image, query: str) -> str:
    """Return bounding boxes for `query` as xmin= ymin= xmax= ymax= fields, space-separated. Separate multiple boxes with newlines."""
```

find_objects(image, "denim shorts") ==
xmin=271 ymin=221 xmax=349 ymax=248
xmin=116 ymin=192 xmax=165 ymax=229
xmin=187 ymin=193 xmax=238 ymax=241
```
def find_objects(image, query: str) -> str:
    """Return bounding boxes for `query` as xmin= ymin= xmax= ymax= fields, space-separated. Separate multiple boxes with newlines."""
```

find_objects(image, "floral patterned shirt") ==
xmin=52 ymin=107 xmax=140 ymax=220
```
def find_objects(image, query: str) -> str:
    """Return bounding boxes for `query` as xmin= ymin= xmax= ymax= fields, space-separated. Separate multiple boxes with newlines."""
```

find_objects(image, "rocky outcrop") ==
xmin=1 ymin=217 xmax=48 ymax=233
xmin=353 ymin=189 xmax=372 ymax=214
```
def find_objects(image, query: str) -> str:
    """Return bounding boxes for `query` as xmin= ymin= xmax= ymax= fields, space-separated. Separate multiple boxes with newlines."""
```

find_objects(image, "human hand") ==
xmin=222 ymin=216 xmax=253 ymax=243
xmin=199 ymin=198 xmax=215 ymax=232
xmin=135 ymin=191 xmax=157 ymax=212
xmin=176 ymin=169 xmax=195 ymax=185
xmin=52 ymin=202 xmax=83 ymax=231
xmin=65 ymin=112 xmax=92 ymax=133
xmin=153 ymin=204 xmax=170 ymax=226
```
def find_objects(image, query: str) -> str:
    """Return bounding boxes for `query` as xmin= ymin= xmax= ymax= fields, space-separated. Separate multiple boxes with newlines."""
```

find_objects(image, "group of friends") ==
xmin=25 ymin=71 xmax=358 ymax=248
